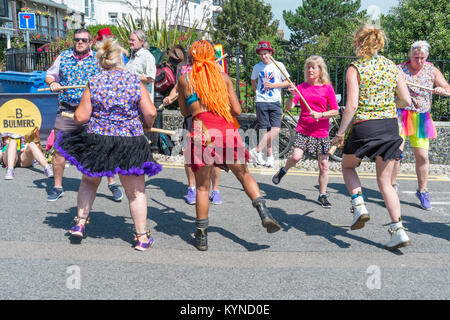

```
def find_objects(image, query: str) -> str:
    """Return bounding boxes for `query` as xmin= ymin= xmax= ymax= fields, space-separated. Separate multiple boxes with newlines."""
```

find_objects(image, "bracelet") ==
xmin=321 ymin=112 xmax=324 ymax=118
xmin=49 ymin=81 xmax=56 ymax=86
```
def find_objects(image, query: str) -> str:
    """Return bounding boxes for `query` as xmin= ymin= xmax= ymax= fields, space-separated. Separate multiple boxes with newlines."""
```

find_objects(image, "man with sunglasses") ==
xmin=45 ymin=28 xmax=123 ymax=202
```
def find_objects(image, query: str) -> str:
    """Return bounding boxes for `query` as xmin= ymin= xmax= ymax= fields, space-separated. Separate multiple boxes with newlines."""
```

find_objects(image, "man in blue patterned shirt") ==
xmin=45 ymin=29 xmax=123 ymax=202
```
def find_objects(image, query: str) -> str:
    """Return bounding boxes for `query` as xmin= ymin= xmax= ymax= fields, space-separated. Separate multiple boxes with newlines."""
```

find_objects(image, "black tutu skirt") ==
xmin=54 ymin=127 xmax=162 ymax=177
xmin=343 ymin=118 xmax=402 ymax=161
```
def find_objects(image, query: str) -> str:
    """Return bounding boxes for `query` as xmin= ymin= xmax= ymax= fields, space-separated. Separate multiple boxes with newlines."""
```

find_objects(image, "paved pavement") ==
xmin=0 ymin=161 xmax=449 ymax=304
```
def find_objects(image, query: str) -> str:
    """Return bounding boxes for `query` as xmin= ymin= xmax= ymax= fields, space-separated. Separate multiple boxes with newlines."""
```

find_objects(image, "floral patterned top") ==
xmin=399 ymin=61 xmax=435 ymax=113
xmin=88 ymin=70 xmax=143 ymax=137
xmin=47 ymin=49 xmax=100 ymax=106
xmin=351 ymin=55 xmax=398 ymax=123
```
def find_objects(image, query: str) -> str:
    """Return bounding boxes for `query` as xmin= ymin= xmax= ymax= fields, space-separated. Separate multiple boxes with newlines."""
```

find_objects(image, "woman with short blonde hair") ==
xmin=55 ymin=37 xmax=161 ymax=251
xmin=96 ymin=38 xmax=128 ymax=70
xmin=332 ymin=25 xmax=413 ymax=250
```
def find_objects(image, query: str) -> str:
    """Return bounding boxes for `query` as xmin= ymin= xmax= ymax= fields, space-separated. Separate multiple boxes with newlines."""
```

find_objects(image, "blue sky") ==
xmin=267 ymin=0 xmax=399 ymax=38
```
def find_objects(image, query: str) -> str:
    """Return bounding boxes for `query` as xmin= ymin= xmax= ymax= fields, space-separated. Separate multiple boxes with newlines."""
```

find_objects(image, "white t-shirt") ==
xmin=251 ymin=61 xmax=289 ymax=103
xmin=125 ymin=48 xmax=156 ymax=102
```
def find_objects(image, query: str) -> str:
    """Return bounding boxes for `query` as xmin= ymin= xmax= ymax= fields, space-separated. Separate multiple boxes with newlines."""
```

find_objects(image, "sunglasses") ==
xmin=74 ymin=38 xmax=90 ymax=43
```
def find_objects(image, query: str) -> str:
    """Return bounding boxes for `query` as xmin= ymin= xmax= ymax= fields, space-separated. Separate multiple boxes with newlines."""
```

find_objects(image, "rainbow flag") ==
xmin=214 ymin=44 xmax=227 ymax=74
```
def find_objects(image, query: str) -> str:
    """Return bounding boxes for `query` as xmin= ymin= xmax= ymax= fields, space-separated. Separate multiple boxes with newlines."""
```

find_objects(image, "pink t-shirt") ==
xmin=292 ymin=83 xmax=339 ymax=138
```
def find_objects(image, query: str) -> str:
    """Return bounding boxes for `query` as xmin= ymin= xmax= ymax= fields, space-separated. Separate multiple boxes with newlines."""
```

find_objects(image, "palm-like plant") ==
xmin=116 ymin=3 xmax=212 ymax=54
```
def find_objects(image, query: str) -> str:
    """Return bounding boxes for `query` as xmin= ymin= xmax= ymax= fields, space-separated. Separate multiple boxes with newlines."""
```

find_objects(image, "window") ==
xmin=212 ymin=11 xmax=219 ymax=26
xmin=85 ymin=0 xmax=89 ymax=16
xmin=189 ymin=0 xmax=201 ymax=4
xmin=108 ymin=12 xmax=118 ymax=24
xmin=213 ymin=0 xmax=222 ymax=6
xmin=0 ymin=0 xmax=9 ymax=18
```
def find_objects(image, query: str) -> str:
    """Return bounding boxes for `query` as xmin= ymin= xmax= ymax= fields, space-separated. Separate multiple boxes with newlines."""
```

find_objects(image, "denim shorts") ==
xmin=255 ymin=102 xmax=282 ymax=130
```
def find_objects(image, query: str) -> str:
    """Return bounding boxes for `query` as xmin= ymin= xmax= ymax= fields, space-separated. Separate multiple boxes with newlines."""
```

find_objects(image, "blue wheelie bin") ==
xmin=0 ymin=71 xmax=57 ymax=143
xmin=0 ymin=71 xmax=47 ymax=93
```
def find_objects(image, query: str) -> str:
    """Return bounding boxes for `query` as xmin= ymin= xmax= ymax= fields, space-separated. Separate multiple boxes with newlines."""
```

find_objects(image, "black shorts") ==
xmin=255 ymin=102 xmax=282 ymax=130
xmin=53 ymin=102 xmax=88 ymax=138
xmin=343 ymin=118 xmax=403 ymax=161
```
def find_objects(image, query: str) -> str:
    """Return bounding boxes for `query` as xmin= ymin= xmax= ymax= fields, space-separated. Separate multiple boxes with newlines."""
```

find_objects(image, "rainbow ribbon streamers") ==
xmin=398 ymin=109 xmax=437 ymax=139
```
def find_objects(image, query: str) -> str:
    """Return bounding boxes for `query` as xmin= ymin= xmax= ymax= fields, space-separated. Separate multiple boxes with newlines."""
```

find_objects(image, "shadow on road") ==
xmin=43 ymin=207 xmax=135 ymax=246
xmin=403 ymin=216 xmax=450 ymax=242
xmin=271 ymin=207 xmax=387 ymax=250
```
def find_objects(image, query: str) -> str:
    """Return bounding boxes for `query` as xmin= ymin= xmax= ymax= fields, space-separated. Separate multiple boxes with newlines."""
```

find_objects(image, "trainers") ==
xmin=186 ymin=187 xmax=196 ymax=205
xmin=209 ymin=190 xmax=222 ymax=204
xmin=265 ymin=156 xmax=274 ymax=167
xmin=350 ymin=194 xmax=370 ymax=230
xmin=44 ymin=165 xmax=54 ymax=178
xmin=47 ymin=187 xmax=64 ymax=202
xmin=392 ymin=183 xmax=399 ymax=193
xmin=416 ymin=190 xmax=432 ymax=211
xmin=318 ymin=194 xmax=332 ymax=208
xmin=108 ymin=183 xmax=124 ymax=202
xmin=249 ymin=148 xmax=265 ymax=165
xmin=194 ymin=228 xmax=208 ymax=251
xmin=272 ymin=167 xmax=287 ymax=184
xmin=4 ymin=167 xmax=14 ymax=180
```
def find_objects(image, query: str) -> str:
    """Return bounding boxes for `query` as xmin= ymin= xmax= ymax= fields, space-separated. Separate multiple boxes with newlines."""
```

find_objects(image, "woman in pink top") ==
xmin=272 ymin=56 xmax=339 ymax=208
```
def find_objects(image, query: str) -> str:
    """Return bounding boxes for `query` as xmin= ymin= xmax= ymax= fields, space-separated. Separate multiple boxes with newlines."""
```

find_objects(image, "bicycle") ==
xmin=238 ymin=108 xmax=297 ymax=159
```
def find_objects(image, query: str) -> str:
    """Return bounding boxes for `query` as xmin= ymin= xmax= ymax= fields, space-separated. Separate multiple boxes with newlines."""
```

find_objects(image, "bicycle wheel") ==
xmin=238 ymin=118 xmax=294 ymax=159
xmin=328 ymin=119 xmax=343 ymax=162
xmin=277 ymin=118 xmax=295 ymax=158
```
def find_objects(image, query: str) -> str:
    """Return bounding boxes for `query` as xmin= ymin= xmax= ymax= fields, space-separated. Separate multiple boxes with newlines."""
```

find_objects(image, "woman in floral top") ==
xmin=331 ymin=25 xmax=412 ymax=251
xmin=55 ymin=38 xmax=161 ymax=251
xmin=391 ymin=41 xmax=450 ymax=211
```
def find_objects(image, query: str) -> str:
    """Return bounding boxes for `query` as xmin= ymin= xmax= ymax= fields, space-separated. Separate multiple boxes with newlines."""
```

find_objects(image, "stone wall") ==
xmin=161 ymin=110 xmax=450 ymax=165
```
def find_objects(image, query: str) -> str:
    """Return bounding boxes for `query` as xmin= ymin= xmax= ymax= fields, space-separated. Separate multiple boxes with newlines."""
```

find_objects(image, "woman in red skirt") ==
xmin=177 ymin=40 xmax=280 ymax=251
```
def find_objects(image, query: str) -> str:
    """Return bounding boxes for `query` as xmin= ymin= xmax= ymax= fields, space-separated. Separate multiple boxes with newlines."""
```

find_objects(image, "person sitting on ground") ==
xmin=1 ymin=133 xmax=53 ymax=180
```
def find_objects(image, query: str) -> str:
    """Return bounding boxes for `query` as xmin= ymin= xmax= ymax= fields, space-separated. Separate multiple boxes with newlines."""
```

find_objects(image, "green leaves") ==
xmin=283 ymin=0 xmax=365 ymax=48
xmin=382 ymin=0 xmax=450 ymax=57
xmin=212 ymin=0 xmax=279 ymax=50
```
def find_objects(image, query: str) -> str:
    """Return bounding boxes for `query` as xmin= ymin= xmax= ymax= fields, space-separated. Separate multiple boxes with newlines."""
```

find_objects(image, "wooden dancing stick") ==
xmin=328 ymin=145 xmax=338 ymax=156
xmin=268 ymin=56 xmax=314 ymax=115
xmin=406 ymin=81 xmax=450 ymax=96
xmin=38 ymin=84 xmax=86 ymax=92
xmin=60 ymin=112 xmax=175 ymax=135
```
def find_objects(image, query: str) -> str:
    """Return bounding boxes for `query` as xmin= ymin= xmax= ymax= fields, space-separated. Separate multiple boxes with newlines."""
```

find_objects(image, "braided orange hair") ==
xmin=189 ymin=40 xmax=233 ymax=122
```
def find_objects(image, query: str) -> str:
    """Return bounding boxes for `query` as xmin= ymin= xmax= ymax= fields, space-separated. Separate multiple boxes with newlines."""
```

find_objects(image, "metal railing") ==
xmin=4 ymin=44 xmax=449 ymax=120
xmin=224 ymin=45 xmax=450 ymax=121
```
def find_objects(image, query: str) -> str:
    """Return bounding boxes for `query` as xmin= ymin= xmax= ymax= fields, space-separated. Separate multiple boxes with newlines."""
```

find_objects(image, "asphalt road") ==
xmin=0 ymin=160 xmax=449 ymax=304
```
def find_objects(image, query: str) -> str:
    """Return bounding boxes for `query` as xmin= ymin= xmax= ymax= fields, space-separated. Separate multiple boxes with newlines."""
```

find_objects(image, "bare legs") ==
xmin=255 ymin=127 xmax=280 ymax=157
xmin=343 ymin=154 xmax=401 ymax=223
xmin=73 ymin=174 xmax=150 ymax=243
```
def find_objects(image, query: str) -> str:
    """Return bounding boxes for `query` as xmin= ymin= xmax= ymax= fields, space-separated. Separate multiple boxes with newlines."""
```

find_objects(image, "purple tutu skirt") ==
xmin=54 ymin=127 xmax=162 ymax=177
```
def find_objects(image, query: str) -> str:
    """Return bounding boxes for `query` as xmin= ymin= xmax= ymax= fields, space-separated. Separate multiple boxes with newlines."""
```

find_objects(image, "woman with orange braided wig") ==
xmin=178 ymin=40 xmax=280 ymax=251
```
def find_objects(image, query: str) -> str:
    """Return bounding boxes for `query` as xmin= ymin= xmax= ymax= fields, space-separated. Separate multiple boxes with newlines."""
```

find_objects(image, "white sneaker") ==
xmin=265 ymin=156 xmax=274 ymax=167
xmin=4 ymin=167 xmax=14 ymax=180
xmin=384 ymin=220 xmax=411 ymax=251
xmin=249 ymin=148 xmax=265 ymax=165
xmin=350 ymin=195 xmax=370 ymax=230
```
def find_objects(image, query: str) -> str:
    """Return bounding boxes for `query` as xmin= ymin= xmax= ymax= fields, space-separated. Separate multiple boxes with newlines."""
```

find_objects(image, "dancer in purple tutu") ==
xmin=55 ymin=38 xmax=161 ymax=251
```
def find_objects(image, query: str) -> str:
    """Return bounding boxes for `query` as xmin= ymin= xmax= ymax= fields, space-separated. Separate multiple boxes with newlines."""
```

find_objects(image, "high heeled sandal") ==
xmin=70 ymin=216 xmax=90 ymax=238
xmin=134 ymin=230 xmax=155 ymax=252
